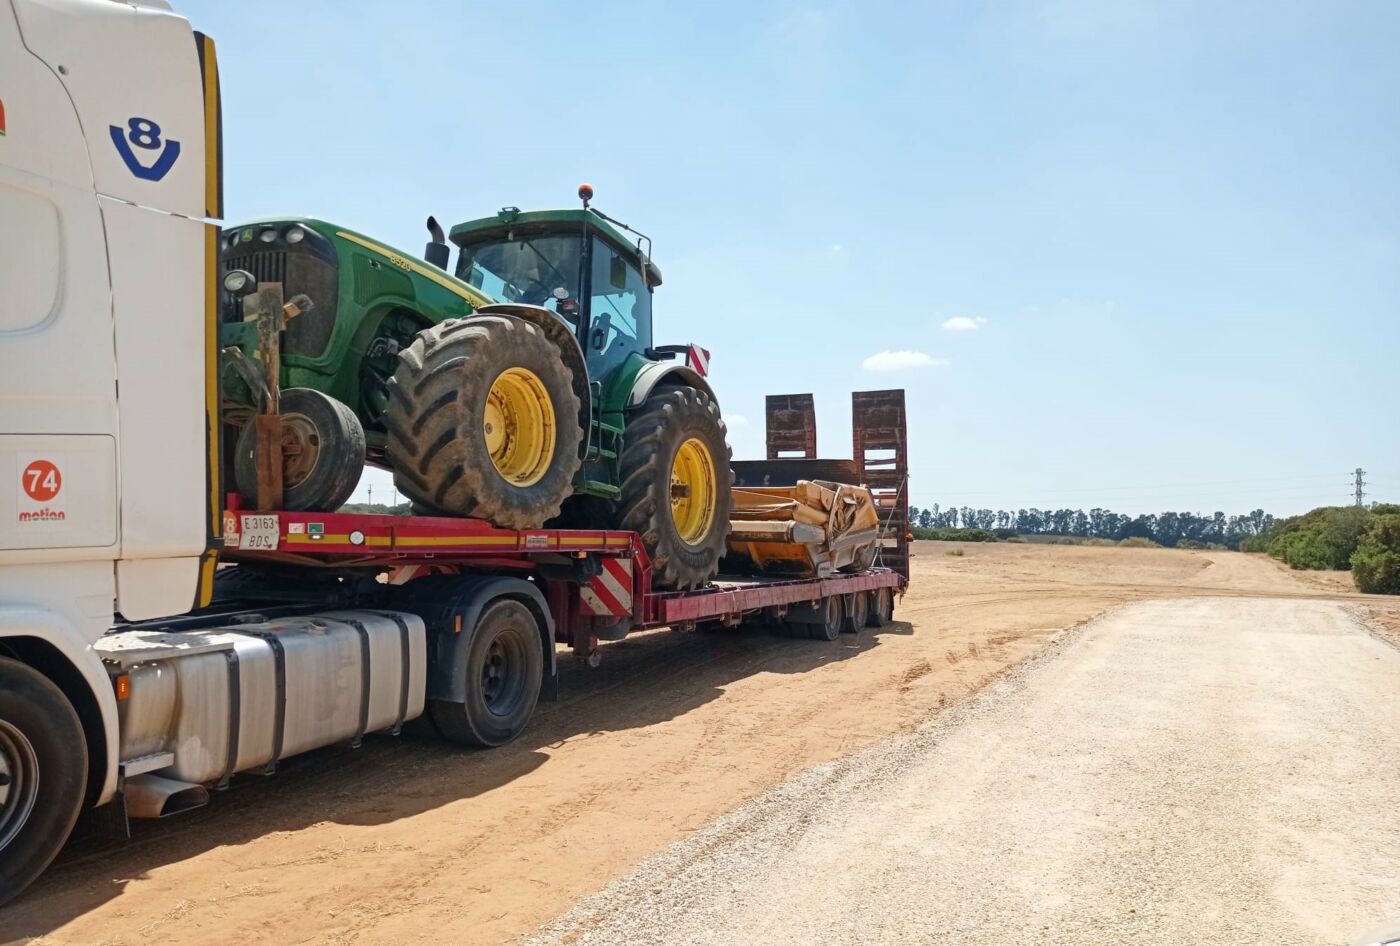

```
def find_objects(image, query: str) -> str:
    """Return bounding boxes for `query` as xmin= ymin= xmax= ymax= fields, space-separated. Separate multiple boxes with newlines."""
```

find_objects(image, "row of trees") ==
xmin=1243 ymin=504 xmax=1400 ymax=593
xmin=906 ymin=504 xmax=1276 ymax=550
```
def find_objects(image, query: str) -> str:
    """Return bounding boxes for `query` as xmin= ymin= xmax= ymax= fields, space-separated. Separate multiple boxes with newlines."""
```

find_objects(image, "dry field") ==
xmin=3 ymin=543 xmax=1394 ymax=946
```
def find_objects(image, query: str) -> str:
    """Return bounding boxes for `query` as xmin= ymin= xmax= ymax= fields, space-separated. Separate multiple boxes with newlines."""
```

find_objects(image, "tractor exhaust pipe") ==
xmin=123 ymin=774 xmax=210 ymax=819
xmin=423 ymin=215 xmax=450 ymax=270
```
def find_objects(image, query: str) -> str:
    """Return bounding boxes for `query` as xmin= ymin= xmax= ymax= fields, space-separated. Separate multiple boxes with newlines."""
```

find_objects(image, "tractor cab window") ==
xmin=587 ymin=236 xmax=652 ymax=376
xmin=456 ymin=233 xmax=584 ymax=321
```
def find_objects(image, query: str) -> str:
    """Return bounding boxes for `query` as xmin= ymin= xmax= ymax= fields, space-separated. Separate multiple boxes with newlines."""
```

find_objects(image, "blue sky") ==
xmin=191 ymin=0 xmax=1399 ymax=516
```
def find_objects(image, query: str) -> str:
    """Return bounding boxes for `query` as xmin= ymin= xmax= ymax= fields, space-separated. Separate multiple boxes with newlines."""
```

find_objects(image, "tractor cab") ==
xmin=447 ymin=196 xmax=662 ymax=384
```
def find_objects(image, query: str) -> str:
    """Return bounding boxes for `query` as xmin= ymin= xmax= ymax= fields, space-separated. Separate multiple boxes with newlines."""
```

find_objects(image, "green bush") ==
xmin=1270 ymin=530 xmax=1334 ymax=570
xmin=1239 ymin=534 xmax=1271 ymax=553
xmin=1351 ymin=514 xmax=1400 ymax=594
xmin=1117 ymin=537 xmax=1160 ymax=548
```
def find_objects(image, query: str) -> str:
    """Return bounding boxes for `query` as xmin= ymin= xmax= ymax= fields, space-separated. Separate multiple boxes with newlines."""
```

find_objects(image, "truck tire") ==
xmin=428 ymin=599 xmax=544 ymax=748
xmin=233 ymin=388 xmax=365 ymax=512
xmin=867 ymin=586 xmax=894 ymax=627
xmin=617 ymin=387 xmax=731 ymax=590
xmin=387 ymin=316 xmax=582 ymax=529
xmin=0 ymin=658 xmax=88 ymax=907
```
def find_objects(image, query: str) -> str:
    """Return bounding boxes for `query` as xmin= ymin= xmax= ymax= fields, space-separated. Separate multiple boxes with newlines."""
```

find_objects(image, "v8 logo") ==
xmin=109 ymin=116 xmax=181 ymax=182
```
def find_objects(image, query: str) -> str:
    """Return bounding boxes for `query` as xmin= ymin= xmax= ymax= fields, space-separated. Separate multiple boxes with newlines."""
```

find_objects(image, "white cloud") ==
xmin=861 ymin=350 xmax=949 ymax=373
xmin=940 ymin=316 xmax=987 ymax=332
xmin=726 ymin=413 xmax=750 ymax=428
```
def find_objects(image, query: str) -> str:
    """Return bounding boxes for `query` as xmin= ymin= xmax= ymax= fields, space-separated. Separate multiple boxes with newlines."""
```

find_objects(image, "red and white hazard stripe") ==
xmin=686 ymin=343 xmax=710 ymax=377
xmin=579 ymin=557 xmax=633 ymax=616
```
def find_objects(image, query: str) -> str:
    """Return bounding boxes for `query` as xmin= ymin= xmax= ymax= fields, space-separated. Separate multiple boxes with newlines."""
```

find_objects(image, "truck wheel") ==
xmin=617 ymin=387 xmax=732 ymax=590
xmin=867 ymin=587 xmax=894 ymax=627
xmin=0 ymin=658 xmax=88 ymax=907
xmin=233 ymin=388 xmax=365 ymax=512
xmin=428 ymin=599 xmax=544 ymax=748
xmin=387 ymin=317 xmax=582 ymax=529
xmin=840 ymin=591 xmax=869 ymax=634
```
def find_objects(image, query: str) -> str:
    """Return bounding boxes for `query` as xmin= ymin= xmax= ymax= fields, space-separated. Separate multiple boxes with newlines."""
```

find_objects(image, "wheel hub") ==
xmin=484 ymin=368 xmax=556 ymax=487
xmin=278 ymin=411 xmax=322 ymax=488
xmin=669 ymin=438 xmax=717 ymax=546
xmin=0 ymin=720 xmax=39 ymax=852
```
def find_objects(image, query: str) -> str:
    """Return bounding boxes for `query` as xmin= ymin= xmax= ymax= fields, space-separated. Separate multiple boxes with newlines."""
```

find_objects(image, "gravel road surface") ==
xmin=528 ymin=597 xmax=1400 ymax=946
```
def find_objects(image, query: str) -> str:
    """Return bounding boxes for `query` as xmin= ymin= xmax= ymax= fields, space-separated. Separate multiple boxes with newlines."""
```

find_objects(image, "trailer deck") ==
xmin=221 ymin=502 xmax=905 ymax=647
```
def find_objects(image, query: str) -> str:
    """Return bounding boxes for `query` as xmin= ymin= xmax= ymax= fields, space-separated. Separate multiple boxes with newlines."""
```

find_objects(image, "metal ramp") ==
xmin=852 ymin=389 xmax=910 ymax=580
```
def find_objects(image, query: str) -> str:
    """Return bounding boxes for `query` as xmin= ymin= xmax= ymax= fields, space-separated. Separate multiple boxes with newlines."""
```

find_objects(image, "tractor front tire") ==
xmin=233 ymin=388 xmax=365 ymax=512
xmin=386 ymin=316 xmax=582 ymax=529
xmin=617 ymin=387 xmax=731 ymax=590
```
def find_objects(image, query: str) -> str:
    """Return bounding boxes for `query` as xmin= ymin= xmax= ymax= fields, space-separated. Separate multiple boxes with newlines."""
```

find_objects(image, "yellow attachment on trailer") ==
xmin=727 ymin=480 xmax=881 ymax=577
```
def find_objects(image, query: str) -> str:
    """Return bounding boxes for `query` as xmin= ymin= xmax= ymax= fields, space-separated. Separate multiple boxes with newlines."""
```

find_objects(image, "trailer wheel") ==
xmin=617 ymin=387 xmax=732 ymax=590
xmin=786 ymin=596 xmax=842 ymax=642
xmin=233 ymin=388 xmax=365 ymax=512
xmin=867 ymin=587 xmax=894 ymax=627
xmin=841 ymin=592 xmax=869 ymax=634
xmin=0 ymin=658 xmax=88 ymax=907
xmin=428 ymin=599 xmax=543 ymax=748
xmin=387 ymin=316 xmax=582 ymax=529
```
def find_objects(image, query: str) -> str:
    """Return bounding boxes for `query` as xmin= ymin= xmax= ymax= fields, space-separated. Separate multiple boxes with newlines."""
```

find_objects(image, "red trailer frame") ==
xmin=221 ymin=500 xmax=906 ymax=658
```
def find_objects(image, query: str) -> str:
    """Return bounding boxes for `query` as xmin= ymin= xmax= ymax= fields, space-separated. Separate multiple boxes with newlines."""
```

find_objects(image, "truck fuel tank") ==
xmin=98 ymin=611 xmax=426 ymax=796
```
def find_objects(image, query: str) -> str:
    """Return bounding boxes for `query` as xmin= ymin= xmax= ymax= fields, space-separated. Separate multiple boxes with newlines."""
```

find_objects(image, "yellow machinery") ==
xmin=727 ymin=480 xmax=881 ymax=578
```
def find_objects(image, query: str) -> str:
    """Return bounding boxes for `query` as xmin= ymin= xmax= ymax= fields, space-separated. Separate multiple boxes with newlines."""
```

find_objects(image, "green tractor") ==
xmin=218 ymin=186 xmax=730 ymax=589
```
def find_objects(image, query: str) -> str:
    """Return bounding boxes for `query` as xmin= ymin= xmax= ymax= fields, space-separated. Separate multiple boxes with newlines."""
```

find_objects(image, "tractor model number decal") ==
xmin=109 ymin=116 xmax=181 ymax=181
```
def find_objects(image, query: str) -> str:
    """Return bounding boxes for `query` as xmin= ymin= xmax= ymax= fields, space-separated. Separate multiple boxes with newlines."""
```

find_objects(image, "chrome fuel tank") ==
xmin=100 ymin=611 xmax=427 ymax=786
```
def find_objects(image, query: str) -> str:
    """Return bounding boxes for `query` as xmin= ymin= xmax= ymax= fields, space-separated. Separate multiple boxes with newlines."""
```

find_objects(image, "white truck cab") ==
xmin=0 ymin=0 xmax=222 ymax=902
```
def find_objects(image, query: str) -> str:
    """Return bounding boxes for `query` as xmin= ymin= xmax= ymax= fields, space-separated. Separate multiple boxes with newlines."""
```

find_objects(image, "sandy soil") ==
xmin=0 ymin=543 xmax=1372 ymax=946
xmin=529 ymin=598 xmax=1400 ymax=945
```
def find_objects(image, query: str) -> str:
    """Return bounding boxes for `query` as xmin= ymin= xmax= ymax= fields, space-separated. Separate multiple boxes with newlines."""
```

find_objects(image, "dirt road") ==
xmin=2 ymin=545 xmax=1392 ymax=945
xmin=530 ymin=597 xmax=1400 ymax=946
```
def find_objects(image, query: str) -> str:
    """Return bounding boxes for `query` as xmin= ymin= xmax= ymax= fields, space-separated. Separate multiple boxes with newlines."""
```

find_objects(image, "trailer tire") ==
xmin=840 ymin=591 xmax=869 ymax=634
xmin=0 ymin=658 xmax=88 ymax=908
xmin=233 ymin=388 xmax=365 ymax=512
xmin=786 ymin=596 xmax=842 ymax=642
xmin=617 ymin=387 xmax=732 ymax=590
xmin=867 ymin=587 xmax=894 ymax=627
xmin=428 ymin=599 xmax=543 ymax=748
xmin=387 ymin=316 xmax=582 ymax=529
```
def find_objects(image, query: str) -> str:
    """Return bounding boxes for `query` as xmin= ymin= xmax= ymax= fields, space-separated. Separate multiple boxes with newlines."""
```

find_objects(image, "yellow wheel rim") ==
xmin=483 ymin=367 xmax=556 ymax=486
xmin=670 ymin=437 xmax=717 ymax=545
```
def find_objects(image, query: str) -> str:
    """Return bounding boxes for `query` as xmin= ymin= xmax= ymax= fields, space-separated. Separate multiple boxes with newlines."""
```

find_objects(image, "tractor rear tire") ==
xmin=233 ymin=388 xmax=365 ymax=512
xmin=386 ymin=316 xmax=582 ymax=529
xmin=617 ymin=387 xmax=731 ymax=591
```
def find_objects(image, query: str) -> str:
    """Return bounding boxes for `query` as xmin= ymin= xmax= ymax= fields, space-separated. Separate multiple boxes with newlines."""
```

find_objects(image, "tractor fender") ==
xmin=626 ymin=362 xmax=718 ymax=409
xmin=472 ymin=304 xmax=591 ymax=457
xmin=388 ymin=574 xmax=559 ymax=705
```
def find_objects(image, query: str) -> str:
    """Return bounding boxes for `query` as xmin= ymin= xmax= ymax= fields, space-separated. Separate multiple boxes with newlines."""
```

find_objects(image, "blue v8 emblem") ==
xmin=109 ymin=116 xmax=181 ymax=181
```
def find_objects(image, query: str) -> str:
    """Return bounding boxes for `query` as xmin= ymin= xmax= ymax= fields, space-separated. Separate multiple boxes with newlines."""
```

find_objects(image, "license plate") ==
xmin=238 ymin=514 xmax=280 ymax=551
